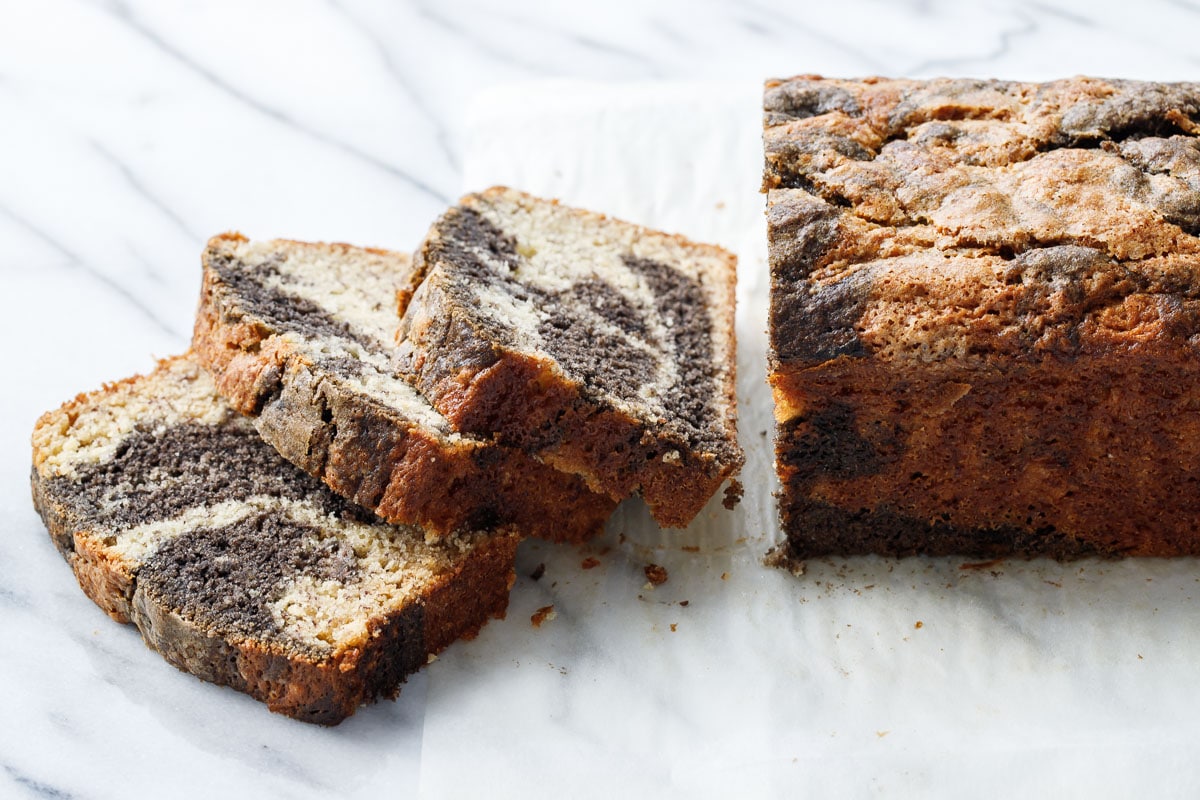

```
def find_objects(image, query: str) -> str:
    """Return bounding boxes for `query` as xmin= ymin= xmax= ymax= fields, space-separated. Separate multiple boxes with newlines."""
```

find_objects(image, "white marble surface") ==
xmin=5 ymin=1 xmax=1200 ymax=797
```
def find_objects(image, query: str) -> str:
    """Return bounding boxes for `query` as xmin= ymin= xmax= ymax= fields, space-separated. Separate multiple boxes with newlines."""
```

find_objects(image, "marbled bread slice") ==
xmin=397 ymin=187 xmax=743 ymax=529
xmin=193 ymin=233 xmax=615 ymax=543
xmin=31 ymin=355 xmax=517 ymax=724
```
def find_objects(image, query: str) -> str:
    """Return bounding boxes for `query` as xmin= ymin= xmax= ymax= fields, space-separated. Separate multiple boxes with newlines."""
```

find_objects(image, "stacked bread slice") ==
xmin=194 ymin=233 xmax=616 ymax=543
xmin=31 ymin=188 xmax=741 ymax=724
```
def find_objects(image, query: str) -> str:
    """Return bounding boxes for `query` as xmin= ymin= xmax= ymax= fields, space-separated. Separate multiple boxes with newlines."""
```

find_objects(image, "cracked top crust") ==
xmin=765 ymin=76 xmax=1200 ymax=370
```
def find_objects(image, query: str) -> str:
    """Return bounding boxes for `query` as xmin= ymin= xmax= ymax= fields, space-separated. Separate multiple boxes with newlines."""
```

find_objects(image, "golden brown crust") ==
xmin=421 ymin=532 xmax=518 ymax=653
xmin=774 ymin=354 xmax=1200 ymax=558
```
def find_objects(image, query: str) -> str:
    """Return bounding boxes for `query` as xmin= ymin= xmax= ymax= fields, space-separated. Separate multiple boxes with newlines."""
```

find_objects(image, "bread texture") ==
xmin=397 ymin=187 xmax=743 ymax=528
xmin=193 ymin=233 xmax=615 ymax=543
xmin=31 ymin=355 xmax=518 ymax=724
xmin=765 ymin=76 xmax=1200 ymax=560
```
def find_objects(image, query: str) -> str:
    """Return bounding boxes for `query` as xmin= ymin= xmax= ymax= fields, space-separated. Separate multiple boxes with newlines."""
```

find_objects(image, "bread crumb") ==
xmin=529 ymin=562 xmax=545 ymax=581
xmin=681 ymin=545 xmax=701 ymax=553
xmin=670 ymin=623 xmax=678 ymax=632
xmin=531 ymin=605 xmax=556 ymax=628
xmin=722 ymin=479 xmax=744 ymax=510
xmin=960 ymin=559 xmax=1003 ymax=571
xmin=644 ymin=564 xmax=668 ymax=585
xmin=581 ymin=557 xmax=601 ymax=570
xmin=426 ymin=653 xmax=438 ymax=664
xmin=914 ymin=621 xmax=923 ymax=629
xmin=876 ymin=730 xmax=890 ymax=738
xmin=679 ymin=600 xmax=689 ymax=607
xmin=720 ymin=571 xmax=729 ymax=581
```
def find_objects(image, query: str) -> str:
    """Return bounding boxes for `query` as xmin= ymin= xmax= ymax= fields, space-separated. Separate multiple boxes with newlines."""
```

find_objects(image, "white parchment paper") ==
xmin=409 ymin=82 xmax=1200 ymax=796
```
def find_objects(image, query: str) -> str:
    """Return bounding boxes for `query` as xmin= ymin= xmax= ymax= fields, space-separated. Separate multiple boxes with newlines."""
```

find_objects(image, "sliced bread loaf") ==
xmin=31 ymin=355 xmax=518 ymax=724
xmin=397 ymin=188 xmax=743 ymax=528
xmin=193 ymin=233 xmax=615 ymax=543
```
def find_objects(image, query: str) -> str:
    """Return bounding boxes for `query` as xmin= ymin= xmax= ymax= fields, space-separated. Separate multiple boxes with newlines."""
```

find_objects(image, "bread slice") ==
xmin=31 ymin=355 xmax=518 ymax=724
xmin=397 ymin=187 xmax=744 ymax=528
xmin=193 ymin=233 xmax=615 ymax=543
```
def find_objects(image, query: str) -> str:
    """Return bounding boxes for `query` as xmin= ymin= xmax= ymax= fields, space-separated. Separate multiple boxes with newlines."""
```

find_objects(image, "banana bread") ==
xmin=193 ymin=233 xmax=615 ymax=543
xmin=31 ymin=355 xmax=518 ymax=724
xmin=397 ymin=187 xmax=743 ymax=528
xmin=765 ymin=76 xmax=1200 ymax=560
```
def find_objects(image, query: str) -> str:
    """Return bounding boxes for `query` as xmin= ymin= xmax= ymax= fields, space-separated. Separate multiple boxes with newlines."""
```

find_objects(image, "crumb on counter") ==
xmin=644 ymin=563 xmax=668 ymax=585
xmin=531 ymin=605 xmax=556 ymax=628
xmin=960 ymin=559 xmax=1004 ymax=571
xmin=581 ymin=557 xmax=601 ymax=570
xmin=723 ymin=479 xmax=744 ymax=510
xmin=529 ymin=562 xmax=545 ymax=581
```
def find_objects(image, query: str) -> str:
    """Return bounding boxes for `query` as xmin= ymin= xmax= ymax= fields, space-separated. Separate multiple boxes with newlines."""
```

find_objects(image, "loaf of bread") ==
xmin=764 ymin=76 xmax=1200 ymax=559
xmin=193 ymin=233 xmax=615 ymax=543
xmin=31 ymin=356 xmax=517 ymax=724
xmin=398 ymin=187 xmax=744 ymax=528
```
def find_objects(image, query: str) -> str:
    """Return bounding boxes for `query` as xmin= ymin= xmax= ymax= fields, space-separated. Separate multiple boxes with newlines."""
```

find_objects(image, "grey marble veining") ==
xmin=4 ymin=1 xmax=1200 ymax=796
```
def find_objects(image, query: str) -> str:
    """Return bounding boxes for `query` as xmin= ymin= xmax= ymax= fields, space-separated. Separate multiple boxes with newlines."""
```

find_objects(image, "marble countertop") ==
xmin=5 ymin=1 xmax=1200 ymax=797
